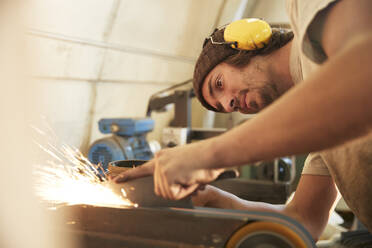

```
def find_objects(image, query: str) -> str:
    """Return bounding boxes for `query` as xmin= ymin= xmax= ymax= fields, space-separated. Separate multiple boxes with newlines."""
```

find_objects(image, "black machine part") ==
xmin=146 ymin=88 xmax=194 ymax=127
xmin=52 ymin=204 xmax=316 ymax=248
xmin=107 ymin=160 xmax=237 ymax=208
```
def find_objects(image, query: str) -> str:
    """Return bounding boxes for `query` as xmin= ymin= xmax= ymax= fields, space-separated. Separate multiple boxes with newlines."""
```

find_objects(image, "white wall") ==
xmin=28 ymin=0 xmax=290 ymax=153
xmin=29 ymin=0 xmax=226 ymax=154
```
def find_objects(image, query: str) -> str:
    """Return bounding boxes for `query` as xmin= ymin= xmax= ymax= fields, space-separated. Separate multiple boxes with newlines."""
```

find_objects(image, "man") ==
xmin=113 ymin=0 xmax=372 ymax=241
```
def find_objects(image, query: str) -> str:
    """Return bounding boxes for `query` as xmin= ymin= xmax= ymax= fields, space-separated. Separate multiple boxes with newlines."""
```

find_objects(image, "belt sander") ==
xmin=51 ymin=160 xmax=316 ymax=248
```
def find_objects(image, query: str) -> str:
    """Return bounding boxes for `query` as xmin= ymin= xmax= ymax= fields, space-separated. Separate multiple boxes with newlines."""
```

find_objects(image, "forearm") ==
xmin=209 ymin=34 xmax=372 ymax=169
xmin=198 ymin=185 xmax=285 ymax=213
xmin=230 ymin=195 xmax=285 ymax=213
xmin=201 ymin=186 xmax=326 ymax=241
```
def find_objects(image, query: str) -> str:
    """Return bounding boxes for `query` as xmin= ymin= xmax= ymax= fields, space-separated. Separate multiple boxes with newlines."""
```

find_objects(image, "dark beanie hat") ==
xmin=193 ymin=27 xmax=293 ymax=111
xmin=193 ymin=28 xmax=237 ymax=111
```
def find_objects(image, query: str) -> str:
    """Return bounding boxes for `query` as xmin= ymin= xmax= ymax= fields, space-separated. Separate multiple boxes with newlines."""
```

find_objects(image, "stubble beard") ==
xmin=239 ymin=81 xmax=280 ymax=112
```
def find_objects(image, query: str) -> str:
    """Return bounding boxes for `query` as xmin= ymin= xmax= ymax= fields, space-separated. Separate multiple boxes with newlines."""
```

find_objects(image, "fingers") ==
xmin=153 ymin=154 xmax=189 ymax=200
xmin=174 ymin=184 xmax=200 ymax=200
xmin=153 ymin=155 xmax=161 ymax=196
xmin=154 ymin=153 xmax=174 ymax=200
xmin=160 ymin=172 xmax=174 ymax=200
xmin=197 ymin=184 xmax=206 ymax=191
xmin=189 ymin=184 xmax=206 ymax=197
xmin=113 ymin=160 xmax=154 ymax=183
xmin=150 ymin=150 xmax=208 ymax=201
xmin=191 ymin=186 xmax=207 ymax=207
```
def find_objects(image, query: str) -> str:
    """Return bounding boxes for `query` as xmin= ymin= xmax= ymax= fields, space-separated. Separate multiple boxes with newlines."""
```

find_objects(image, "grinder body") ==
xmin=107 ymin=159 xmax=193 ymax=208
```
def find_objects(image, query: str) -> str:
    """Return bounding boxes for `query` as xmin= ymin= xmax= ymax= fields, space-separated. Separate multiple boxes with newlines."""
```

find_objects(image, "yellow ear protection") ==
xmin=207 ymin=18 xmax=272 ymax=51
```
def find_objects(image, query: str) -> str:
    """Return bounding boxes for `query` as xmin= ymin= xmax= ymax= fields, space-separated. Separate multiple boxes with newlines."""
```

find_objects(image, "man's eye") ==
xmin=216 ymin=79 xmax=223 ymax=88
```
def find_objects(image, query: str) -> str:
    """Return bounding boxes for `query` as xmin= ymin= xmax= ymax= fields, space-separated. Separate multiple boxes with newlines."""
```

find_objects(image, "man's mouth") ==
xmin=239 ymin=92 xmax=260 ymax=114
xmin=239 ymin=92 xmax=259 ymax=113
xmin=249 ymin=100 xmax=259 ymax=110
xmin=239 ymin=93 xmax=247 ymax=111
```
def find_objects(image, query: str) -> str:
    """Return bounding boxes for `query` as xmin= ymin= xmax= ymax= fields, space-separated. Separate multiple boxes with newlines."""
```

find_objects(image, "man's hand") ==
xmin=152 ymin=146 xmax=224 ymax=200
xmin=112 ymin=140 xmax=224 ymax=200
xmin=111 ymin=160 xmax=154 ymax=182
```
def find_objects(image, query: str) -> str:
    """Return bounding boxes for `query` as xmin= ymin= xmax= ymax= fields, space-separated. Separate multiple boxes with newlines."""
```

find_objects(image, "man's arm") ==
xmin=192 ymin=175 xmax=340 ymax=241
xmin=208 ymin=0 xmax=372 ymax=169
xmin=114 ymin=0 xmax=372 ymax=201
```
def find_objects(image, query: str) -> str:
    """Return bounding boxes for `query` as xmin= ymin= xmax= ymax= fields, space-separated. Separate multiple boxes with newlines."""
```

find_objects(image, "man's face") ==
xmin=201 ymin=60 xmax=280 ymax=114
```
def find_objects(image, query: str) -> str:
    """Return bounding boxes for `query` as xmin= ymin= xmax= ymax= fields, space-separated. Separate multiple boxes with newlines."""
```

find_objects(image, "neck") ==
xmin=267 ymin=40 xmax=294 ymax=95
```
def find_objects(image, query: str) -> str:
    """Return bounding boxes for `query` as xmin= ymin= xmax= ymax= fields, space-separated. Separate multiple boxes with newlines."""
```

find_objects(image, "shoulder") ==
xmin=309 ymin=0 xmax=372 ymax=57
xmin=287 ymin=0 xmax=372 ymax=61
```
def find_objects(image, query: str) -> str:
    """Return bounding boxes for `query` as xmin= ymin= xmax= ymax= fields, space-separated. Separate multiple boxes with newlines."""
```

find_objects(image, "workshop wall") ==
xmin=29 ymin=0 xmax=227 ymax=153
xmin=28 ymin=0 xmax=289 ymax=154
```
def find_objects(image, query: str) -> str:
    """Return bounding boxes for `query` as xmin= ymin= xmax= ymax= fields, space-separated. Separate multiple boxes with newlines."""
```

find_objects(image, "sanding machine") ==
xmin=50 ymin=160 xmax=316 ymax=248
xmin=54 ymin=204 xmax=316 ymax=248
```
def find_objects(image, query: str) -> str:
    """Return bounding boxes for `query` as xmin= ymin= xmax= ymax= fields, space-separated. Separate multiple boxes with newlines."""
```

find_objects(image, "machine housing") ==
xmin=88 ymin=118 xmax=154 ymax=169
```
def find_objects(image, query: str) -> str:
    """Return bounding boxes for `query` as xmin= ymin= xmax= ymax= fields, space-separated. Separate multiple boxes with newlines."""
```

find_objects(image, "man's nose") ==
xmin=223 ymin=97 xmax=238 ymax=112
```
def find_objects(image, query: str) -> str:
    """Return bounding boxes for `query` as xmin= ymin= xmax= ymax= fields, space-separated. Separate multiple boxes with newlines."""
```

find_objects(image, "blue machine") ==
xmin=88 ymin=118 xmax=154 ymax=169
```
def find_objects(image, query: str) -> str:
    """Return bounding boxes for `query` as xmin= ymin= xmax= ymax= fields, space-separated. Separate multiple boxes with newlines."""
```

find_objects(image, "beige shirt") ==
xmin=287 ymin=0 xmax=339 ymax=176
xmin=287 ymin=0 xmax=372 ymax=231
